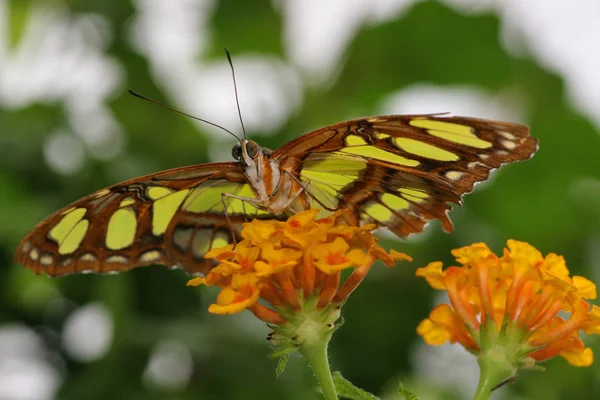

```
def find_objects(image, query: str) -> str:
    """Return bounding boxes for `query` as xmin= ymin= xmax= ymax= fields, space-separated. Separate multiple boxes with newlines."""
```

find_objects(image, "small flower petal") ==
xmin=205 ymin=244 xmax=236 ymax=260
xmin=506 ymin=239 xmax=543 ymax=264
xmin=416 ymin=304 xmax=455 ymax=345
xmin=186 ymin=277 xmax=207 ymax=286
xmin=208 ymin=285 xmax=261 ymax=315
xmin=415 ymin=261 xmax=446 ymax=290
xmin=241 ymin=220 xmax=280 ymax=243
xmin=572 ymin=276 xmax=597 ymax=299
xmin=451 ymin=242 xmax=494 ymax=265
xmin=562 ymin=347 xmax=594 ymax=367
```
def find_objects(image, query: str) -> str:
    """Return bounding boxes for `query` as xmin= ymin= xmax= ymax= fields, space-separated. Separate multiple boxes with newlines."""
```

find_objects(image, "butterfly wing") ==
xmin=14 ymin=162 xmax=274 ymax=277
xmin=15 ymin=114 xmax=537 ymax=277
xmin=273 ymin=114 xmax=537 ymax=238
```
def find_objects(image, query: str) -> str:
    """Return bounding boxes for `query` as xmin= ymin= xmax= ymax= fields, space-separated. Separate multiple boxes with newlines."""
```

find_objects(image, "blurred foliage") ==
xmin=1 ymin=1 xmax=599 ymax=399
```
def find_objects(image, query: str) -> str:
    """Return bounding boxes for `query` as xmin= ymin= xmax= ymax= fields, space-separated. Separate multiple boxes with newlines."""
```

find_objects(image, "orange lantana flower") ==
xmin=188 ymin=209 xmax=411 ymax=324
xmin=188 ymin=209 xmax=411 ymax=397
xmin=416 ymin=240 xmax=600 ymax=369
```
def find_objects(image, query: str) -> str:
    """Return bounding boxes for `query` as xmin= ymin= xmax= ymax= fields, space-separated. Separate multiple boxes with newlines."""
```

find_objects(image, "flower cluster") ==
xmin=416 ymin=240 xmax=600 ymax=367
xmin=188 ymin=209 xmax=411 ymax=324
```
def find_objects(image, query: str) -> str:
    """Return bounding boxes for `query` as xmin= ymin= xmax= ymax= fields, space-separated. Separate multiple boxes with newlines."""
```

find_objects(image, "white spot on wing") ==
xmin=40 ymin=254 xmax=53 ymax=266
xmin=501 ymin=140 xmax=517 ymax=150
xmin=94 ymin=188 xmax=111 ymax=198
xmin=21 ymin=241 xmax=31 ymax=253
xmin=106 ymin=255 xmax=128 ymax=264
xmin=445 ymin=171 xmax=465 ymax=181
xmin=81 ymin=253 xmax=97 ymax=262
xmin=139 ymin=250 xmax=162 ymax=263
xmin=499 ymin=131 xmax=516 ymax=140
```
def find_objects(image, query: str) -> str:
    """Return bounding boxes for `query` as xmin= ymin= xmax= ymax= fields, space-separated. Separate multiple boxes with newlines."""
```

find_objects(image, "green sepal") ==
xmin=269 ymin=345 xmax=298 ymax=359
xmin=332 ymin=371 xmax=380 ymax=400
xmin=332 ymin=316 xmax=345 ymax=333
xmin=276 ymin=355 xmax=289 ymax=377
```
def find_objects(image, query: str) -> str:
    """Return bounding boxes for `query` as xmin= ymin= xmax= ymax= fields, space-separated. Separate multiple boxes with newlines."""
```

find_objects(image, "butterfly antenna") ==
xmin=128 ymin=89 xmax=241 ymax=141
xmin=225 ymin=49 xmax=247 ymax=140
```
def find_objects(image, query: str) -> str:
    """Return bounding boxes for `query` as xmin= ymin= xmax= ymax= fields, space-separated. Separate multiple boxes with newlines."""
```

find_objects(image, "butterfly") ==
xmin=14 ymin=114 xmax=537 ymax=277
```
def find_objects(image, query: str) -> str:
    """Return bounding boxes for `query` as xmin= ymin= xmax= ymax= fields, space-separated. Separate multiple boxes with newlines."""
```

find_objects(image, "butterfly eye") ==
xmin=232 ymin=143 xmax=242 ymax=160
xmin=246 ymin=141 xmax=260 ymax=158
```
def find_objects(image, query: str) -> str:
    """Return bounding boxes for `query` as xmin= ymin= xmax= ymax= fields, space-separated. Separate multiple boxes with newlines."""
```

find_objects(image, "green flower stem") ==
xmin=473 ymin=347 xmax=516 ymax=400
xmin=300 ymin=338 xmax=337 ymax=400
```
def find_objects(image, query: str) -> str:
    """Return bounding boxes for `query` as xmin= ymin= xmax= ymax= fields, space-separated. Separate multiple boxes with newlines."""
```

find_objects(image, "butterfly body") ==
xmin=15 ymin=114 xmax=537 ymax=277
xmin=231 ymin=139 xmax=303 ymax=214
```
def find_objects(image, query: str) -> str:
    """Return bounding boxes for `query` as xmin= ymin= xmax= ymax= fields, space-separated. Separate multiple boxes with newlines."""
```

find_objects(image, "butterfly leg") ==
xmin=220 ymin=192 xmax=266 ymax=242
xmin=303 ymin=181 xmax=311 ymax=211
xmin=241 ymin=200 xmax=250 ymax=222
xmin=276 ymin=184 xmax=309 ymax=212
xmin=281 ymin=170 xmax=337 ymax=212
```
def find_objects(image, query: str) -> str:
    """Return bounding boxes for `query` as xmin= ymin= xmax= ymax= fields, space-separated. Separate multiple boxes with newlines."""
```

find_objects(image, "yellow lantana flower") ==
xmin=416 ymin=240 xmax=600 ymax=397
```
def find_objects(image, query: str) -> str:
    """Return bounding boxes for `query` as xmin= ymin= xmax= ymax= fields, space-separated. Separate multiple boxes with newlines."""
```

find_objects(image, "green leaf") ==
xmin=333 ymin=371 xmax=380 ymax=400
xmin=398 ymin=381 xmax=419 ymax=400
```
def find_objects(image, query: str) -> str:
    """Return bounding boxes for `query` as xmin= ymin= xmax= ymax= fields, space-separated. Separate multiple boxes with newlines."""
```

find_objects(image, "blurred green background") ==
xmin=1 ymin=1 xmax=599 ymax=399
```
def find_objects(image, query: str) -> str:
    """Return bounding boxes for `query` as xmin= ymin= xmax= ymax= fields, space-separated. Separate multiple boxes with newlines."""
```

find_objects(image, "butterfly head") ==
xmin=232 ymin=140 xmax=277 ymax=200
xmin=231 ymin=140 xmax=268 ymax=166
